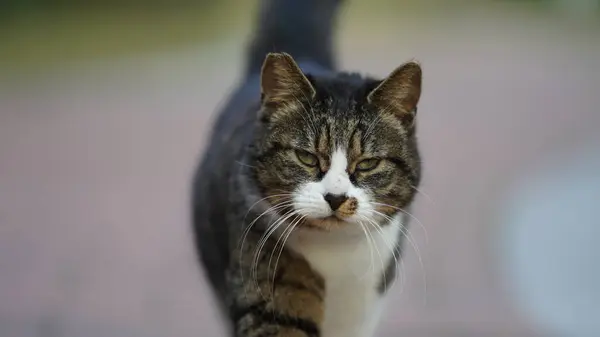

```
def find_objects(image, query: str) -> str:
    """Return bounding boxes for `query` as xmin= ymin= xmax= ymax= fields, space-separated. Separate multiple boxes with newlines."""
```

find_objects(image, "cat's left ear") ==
xmin=367 ymin=61 xmax=422 ymax=126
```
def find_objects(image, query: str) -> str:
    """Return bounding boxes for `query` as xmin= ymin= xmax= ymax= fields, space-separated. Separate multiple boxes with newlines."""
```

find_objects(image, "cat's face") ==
xmin=253 ymin=53 xmax=421 ymax=230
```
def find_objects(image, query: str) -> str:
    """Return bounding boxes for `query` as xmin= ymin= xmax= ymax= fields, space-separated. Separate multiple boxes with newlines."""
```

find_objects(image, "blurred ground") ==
xmin=1 ymin=1 xmax=600 ymax=336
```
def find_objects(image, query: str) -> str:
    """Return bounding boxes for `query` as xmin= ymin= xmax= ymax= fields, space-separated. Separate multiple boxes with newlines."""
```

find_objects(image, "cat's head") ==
xmin=252 ymin=53 xmax=421 ymax=230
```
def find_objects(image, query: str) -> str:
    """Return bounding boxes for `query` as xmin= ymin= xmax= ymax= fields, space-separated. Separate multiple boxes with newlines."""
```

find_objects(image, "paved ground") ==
xmin=1 ymin=3 xmax=599 ymax=337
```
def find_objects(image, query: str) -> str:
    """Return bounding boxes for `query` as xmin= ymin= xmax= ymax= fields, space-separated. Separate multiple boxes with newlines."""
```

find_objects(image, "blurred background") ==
xmin=1 ymin=0 xmax=600 ymax=336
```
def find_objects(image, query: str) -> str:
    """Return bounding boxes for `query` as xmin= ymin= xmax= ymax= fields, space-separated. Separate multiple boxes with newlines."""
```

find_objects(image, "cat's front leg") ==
xmin=228 ymin=235 xmax=325 ymax=337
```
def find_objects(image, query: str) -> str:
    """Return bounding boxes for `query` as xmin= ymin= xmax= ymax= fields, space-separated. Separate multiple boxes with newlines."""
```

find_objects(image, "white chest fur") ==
xmin=287 ymin=216 xmax=402 ymax=337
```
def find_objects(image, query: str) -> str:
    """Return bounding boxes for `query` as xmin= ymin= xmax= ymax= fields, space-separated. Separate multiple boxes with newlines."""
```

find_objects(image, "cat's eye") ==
xmin=356 ymin=158 xmax=380 ymax=171
xmin=295 ymin=150 xmax=319 ymax=167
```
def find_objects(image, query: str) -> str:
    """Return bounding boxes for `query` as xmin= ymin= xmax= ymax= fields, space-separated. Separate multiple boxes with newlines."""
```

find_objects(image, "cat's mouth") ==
xmin=290 ymin=196 xmax=359 ymax=230
xmin=301 ymin=214 xmax=350 ymax=231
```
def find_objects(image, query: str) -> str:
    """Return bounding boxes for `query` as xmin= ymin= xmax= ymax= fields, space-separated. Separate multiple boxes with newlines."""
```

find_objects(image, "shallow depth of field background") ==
xmin=1 ymin=1 xmax=600 ymax=336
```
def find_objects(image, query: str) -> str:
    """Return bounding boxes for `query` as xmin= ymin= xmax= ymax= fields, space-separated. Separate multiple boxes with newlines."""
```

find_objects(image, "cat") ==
xmin=191 ymin=0 xmax=423 ymax=336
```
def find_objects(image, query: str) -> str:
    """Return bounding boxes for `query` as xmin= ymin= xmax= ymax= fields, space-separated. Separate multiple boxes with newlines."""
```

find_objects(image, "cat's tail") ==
xmin=245 ymin=0 xmax=345 ymax=76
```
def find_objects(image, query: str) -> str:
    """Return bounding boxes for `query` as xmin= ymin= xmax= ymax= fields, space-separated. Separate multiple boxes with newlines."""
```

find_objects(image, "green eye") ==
xmin=296 ymin=150 xmax=319 ymax=167
xmin=356 ymin=158 xmax=380 ymax=171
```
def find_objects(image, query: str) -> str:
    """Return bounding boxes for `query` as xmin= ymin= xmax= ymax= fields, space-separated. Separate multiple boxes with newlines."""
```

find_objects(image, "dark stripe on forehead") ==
xmin=317 ymin=124 xmax=329 ymax=155
xmin=327 ymin=120 xmax=333 ymax=152
xmin=328 ymin=117 xmax=352 ymax=151
xmin=358 ymin=116 xmax=379 ymax=154
xmin=314 ymin=126 xmax=322 ymax=151
xmin=348 ymin=126 xmax=363 ymax=160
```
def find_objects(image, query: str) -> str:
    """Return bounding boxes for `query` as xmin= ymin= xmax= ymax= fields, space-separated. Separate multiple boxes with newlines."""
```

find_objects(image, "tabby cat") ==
xmin=191 ymin=0 xmax=423 ymax=336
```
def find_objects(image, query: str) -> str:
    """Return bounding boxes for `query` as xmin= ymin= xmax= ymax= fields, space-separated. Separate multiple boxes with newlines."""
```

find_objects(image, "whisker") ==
xmin=410 ymin=185 xmax=435 ymax=205
xmin=368 ymin=208 xmax=427 ymax=303
xmin=370 ymin=201 xmax=429 ymax=244
xmin=235 ymin=161 xmax=258 ymax=169
xmin=249 ymin=212 xmax=291 ymax=300
xmin=268 ymin=213 xmax=305 ymax=297
xmin=243 ymin=194 xmax=294 ymax=224
xmin=239 ymin=202 xmax=293 ymax=295
xmin=360 ymin=215 xmax=399 ymax=293
xmin=251 ymin=208 xmax=298 ymax=299
xmin=239 ymin=200 xmax=294 ymax=259
xmin=366 ymin=224 xmax=384 ymax=281
xmin=362 ymin=114 xmax=383 ymax=141
xmin=252 ymin=208 xmax=295 ymax=273
xmin=356 ymin=218 xmax=377 ymax=280
xmin=240 ymin=196 xmax=294 ymax=241
xmin=370 ymin=209 xmax=423 ymax=260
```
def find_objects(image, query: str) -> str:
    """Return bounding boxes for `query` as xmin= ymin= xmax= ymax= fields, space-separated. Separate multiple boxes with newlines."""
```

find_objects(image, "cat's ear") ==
xmin=367 ymin=61 xmax=422 ymax=126
xmin=260 ymin=52 xmax=316 ymax=107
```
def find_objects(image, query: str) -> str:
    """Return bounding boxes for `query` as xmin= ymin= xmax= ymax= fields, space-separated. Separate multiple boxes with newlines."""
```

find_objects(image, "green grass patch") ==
xmin=0 ymin=1 xmax=257 ymax=71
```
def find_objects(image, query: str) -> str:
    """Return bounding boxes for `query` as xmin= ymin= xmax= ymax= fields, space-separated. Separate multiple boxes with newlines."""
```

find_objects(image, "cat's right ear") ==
xmin=367 ymin=61 xmax=422 ymax=127
xmin=259 ymin=53 xmax=316 ymax=118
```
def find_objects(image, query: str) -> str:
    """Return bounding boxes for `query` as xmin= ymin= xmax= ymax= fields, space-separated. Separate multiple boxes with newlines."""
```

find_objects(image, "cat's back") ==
xmin=191 ymin=76 xmax=261 ymax=296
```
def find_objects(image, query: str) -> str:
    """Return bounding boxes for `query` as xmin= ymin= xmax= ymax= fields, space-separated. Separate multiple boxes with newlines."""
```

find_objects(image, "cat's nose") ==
xmin=324 ymin=193 xmax=348 ymax=211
